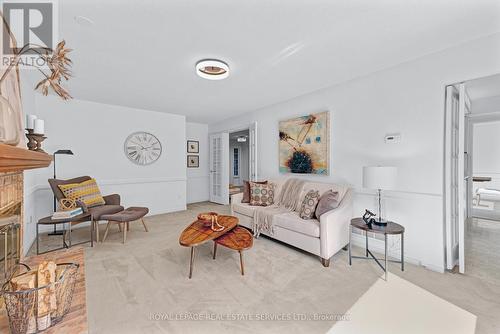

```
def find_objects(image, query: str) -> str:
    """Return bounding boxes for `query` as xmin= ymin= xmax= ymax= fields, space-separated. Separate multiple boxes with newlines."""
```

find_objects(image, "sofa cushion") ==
xmin=242 ymin=180 xmax=267 ymax=203
xmin=250 ymin=182 xmax=275 ymax=206
xmin=315 ymin=190 xmax=340 ymax=219
xmin=299 ymin=190 xmax=320 ymax=219
xmin=300 ymin=181 xmax=349 ymax=207
xmin=88 ymin=205 xmax=124 ymax=220
xmin=273 ymin=211 xmax=320 ymax=237
xmin=232 ymin=202 xmax=257 ymax=218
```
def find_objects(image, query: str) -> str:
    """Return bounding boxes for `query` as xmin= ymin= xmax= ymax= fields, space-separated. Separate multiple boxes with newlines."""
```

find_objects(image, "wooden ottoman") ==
xmin=101 ymin=207 xmax=149 ymax=243
xmin=213 ymin=226 xmax=253 ymax=275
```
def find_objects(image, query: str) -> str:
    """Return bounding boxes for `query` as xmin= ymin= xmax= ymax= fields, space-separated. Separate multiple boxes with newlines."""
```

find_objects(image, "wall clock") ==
xmin=124 ymin=132 xmax=162 ymax=165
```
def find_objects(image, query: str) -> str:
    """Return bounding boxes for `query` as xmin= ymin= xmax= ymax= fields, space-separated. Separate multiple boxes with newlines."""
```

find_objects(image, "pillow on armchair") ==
xmin=58 ymin=178 xmax=106 ymax=208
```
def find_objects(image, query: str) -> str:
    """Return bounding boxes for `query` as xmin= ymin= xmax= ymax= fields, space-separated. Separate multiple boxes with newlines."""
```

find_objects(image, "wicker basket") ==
xmin=1 ymin=263 xmax=79 ymax=334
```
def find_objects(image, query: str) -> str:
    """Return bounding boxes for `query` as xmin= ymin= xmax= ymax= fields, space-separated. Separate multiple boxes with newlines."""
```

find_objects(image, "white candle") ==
xmin=26 ymin=114 xmax=37 ymax=129
xmin=34 ymin=119 xmax=44 ymax=134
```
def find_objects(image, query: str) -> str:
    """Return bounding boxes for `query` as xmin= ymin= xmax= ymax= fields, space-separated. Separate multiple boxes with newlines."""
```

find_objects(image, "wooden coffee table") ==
xmin=179 ymin=215 xmax=238 ymax=278
xmin=213 ymin=226 xmax=253 ymax=275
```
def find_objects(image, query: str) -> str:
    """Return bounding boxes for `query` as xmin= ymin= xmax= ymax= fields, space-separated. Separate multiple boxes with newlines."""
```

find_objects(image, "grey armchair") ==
xmin=48 ymin=176 xmax=124 ymax=241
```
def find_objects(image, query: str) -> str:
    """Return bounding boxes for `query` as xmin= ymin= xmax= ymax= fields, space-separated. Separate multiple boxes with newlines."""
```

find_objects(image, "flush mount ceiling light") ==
xmin=237 ymin=136 xmax=247 ymax=142
xmin=74 ymin=15 xmax=94 ymax=26
xmin=196 ymin=59 xmax=229 ymax=80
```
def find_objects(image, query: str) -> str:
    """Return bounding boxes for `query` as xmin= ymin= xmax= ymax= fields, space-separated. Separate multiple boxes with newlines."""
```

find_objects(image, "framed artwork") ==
xmin=279 ymin=111 xmax=330 ymax=175
xmin=187 ymin=140 xmax=199 ymax=153
xmin=187 ymin=155 xmax=199 ymax=168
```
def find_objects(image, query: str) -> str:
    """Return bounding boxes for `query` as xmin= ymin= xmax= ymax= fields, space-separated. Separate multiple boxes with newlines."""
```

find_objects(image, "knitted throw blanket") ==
xmin=253 ymin=178 xmax=305 ymax=237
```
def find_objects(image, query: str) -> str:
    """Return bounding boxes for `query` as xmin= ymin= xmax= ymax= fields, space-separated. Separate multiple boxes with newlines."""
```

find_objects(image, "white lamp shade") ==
xmin=363 ymin=166 xmax=397 ymax=190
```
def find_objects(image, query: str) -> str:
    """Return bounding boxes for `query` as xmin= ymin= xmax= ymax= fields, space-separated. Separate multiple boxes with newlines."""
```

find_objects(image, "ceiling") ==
xmin=59 ymin=0 xmax=500 ymax=123
xmin=466 ymin=73 xmax=500 ymax=101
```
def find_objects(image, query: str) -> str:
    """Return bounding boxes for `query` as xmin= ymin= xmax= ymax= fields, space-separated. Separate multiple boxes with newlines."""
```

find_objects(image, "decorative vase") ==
xmin=0 ymin=96 xmax=20 ymax=145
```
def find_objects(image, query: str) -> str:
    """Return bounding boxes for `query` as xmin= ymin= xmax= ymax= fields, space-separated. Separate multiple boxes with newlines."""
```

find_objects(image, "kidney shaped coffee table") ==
xmin=179 ymin=215 xmax=238 ymax=278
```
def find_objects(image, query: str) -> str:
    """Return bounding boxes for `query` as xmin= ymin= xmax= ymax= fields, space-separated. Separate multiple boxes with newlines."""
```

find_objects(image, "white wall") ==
xmin=209 ymin=33 xmax=500 ymax=272
xmin=186 ymin=122 xmax=209 ymax=203
xmin=473 ymin=121 xmax=500 ymax=190
xmin=23 ymin=95 xmax=187 ymax=252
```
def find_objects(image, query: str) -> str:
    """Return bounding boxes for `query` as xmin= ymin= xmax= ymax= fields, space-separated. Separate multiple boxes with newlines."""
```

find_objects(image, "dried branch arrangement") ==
xmin=1 ymin=14 xmax=73 ymax=100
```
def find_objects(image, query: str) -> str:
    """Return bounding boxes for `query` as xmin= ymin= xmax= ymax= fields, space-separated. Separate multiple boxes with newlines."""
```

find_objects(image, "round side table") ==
xmin=348 ymin=217 xmax=405 ymax=281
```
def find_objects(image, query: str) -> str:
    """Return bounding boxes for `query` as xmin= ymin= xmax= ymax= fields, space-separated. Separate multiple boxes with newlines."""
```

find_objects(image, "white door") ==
xmin=209 ymin=132 xmax=229 ymax=204
xmin=249 ymin=122 xmax=258 ymax=181
xmin=444 ymin=83 xmax=469 ymax=273
xmin=458 ymin=83 xmax=471 ymax=273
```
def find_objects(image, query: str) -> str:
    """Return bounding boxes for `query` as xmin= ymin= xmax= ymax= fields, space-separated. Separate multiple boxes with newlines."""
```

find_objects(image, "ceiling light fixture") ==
xmin=196 ymin=59 xmax=229 ymax=80
xmin=237 ymin=136 xmax=247 ymax=142
xmin=74 ymin=16 xmax=94 ymax=26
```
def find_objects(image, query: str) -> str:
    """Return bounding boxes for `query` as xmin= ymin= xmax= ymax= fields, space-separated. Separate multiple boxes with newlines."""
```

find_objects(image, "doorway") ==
xmin=445 ymin=73 xmax=500 ymax=280
xmin=229 ymin=129 xmax=250 ymax=197
xmin=209 ymin=122 xmax=258 ymax=205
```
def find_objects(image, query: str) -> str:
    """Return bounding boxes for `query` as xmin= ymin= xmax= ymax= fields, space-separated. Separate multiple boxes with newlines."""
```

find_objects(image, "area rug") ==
xmin=328 ymin=273 xmax=477 ymax=334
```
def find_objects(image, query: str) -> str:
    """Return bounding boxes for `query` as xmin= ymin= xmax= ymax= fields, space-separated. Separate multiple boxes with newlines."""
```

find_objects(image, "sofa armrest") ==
xmin=319 ymin=189 xmax=353 ymax=259
xmin=231 ymin=192 xmax=243 ymax=204
xmin=230 ymin=192 xmax=244 ymax=215
xmin=103 ymin=194 xmax=121 ymax=205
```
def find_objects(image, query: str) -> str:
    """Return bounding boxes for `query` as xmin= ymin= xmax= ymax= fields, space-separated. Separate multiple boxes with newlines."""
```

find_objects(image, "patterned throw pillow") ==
xmin=58 ymin=178 xmax=106 ymax=208
xmin=249 ymin=182 xmax=275 ymax=206
xmin=242 ymin=180 xmax=267 ymax=203
xmin=299 ymin=190 xmax=320 ymax=219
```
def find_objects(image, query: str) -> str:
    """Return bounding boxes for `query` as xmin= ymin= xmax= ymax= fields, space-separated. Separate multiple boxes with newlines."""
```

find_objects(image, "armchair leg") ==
xmin=321 ymin=258 xmax=330 ymax=267
xmin=95 ymin=221 xmax=100 ymax=243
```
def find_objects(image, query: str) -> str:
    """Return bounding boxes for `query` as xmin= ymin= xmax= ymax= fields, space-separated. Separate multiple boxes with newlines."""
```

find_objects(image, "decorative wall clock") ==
xmin=124 ymin=132 xmax=162 ymax=165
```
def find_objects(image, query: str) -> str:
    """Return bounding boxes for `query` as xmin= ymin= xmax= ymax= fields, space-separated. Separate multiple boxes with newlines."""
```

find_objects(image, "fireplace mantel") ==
xmin=0 ymin=143 xmax=52 ymax=172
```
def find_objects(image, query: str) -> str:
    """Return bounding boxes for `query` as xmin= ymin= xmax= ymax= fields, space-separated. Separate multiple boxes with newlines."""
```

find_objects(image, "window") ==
xmin=233 ymin=147 xmax=239 ymax=177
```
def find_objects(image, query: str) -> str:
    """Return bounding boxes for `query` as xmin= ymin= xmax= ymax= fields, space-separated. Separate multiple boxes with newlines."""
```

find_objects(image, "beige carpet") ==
xmin=30 ymin=202 xmax=500 ymax=333
xmin=329 ymin=273 xmax=477 ymax=334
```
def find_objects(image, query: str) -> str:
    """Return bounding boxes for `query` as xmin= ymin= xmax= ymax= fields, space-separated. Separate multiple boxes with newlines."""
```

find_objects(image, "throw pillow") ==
xmin=249 ymin=182 xmax=275 ymax=206
xmin=242 ymin=180 xmax=267 ymax=203
xmin=299 ymin=190 xmax=320 ymax=219
xmin=58 ymin=178 xmax=106 ymax=208
xmin=315 ymin=190 xmax=340 ymax=219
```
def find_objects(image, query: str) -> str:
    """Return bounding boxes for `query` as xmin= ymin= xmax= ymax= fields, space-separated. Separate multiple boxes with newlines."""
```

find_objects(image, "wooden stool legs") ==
xmin=213 ymin=242 xmax=217 ymax=260
xmin=101 ymin=218 xmax=148 ymax=244
xmin=102 ymin=222 xmax=111 ymax=242
xmin=123 ymin=223 xmax=127 ymax=243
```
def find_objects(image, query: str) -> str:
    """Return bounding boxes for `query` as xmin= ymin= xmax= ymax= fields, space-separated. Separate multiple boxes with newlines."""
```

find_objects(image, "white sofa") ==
xmin=231 ymin=178 xmax=353 ymax=267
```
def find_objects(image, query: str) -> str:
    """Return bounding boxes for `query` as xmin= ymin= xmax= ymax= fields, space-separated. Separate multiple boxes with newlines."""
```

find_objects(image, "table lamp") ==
xmin=362 ymin=166 xmax=397 ymax=226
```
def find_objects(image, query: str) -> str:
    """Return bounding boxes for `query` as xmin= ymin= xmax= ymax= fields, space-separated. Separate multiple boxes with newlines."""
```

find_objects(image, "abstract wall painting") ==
xmin=279 ymin=111 xmax=329 ymax=175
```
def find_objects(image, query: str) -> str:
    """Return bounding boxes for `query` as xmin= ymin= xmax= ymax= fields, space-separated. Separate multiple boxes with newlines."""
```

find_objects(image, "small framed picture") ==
xmin=187 ymin=140 xmax=199 ymax=153
xmin=187 ymin=155 xmax=199 ymax=168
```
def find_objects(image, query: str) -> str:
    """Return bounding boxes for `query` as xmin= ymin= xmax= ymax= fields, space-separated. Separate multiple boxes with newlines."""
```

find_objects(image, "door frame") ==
xmin=444 ymin=83 xmax=471 ymax=273
xmin=209 ymin=132 xmax=230 ymax=205
xmin=225 ymin=122 xmax=258 ymax=181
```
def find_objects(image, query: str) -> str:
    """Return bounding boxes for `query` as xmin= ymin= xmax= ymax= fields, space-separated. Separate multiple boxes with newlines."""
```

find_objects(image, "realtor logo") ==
xmin=1 ymin=0 xmax=58 ymax=68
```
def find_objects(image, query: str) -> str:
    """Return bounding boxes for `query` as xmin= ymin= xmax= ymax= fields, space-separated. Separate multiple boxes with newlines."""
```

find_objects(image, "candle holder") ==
xmin=25 ymin=129 xmax=36 ymax=151
xmin=33 ymin=134 xmax=47 ymax=153
xmin=25 ymin=129 xmax=47 ymax=153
